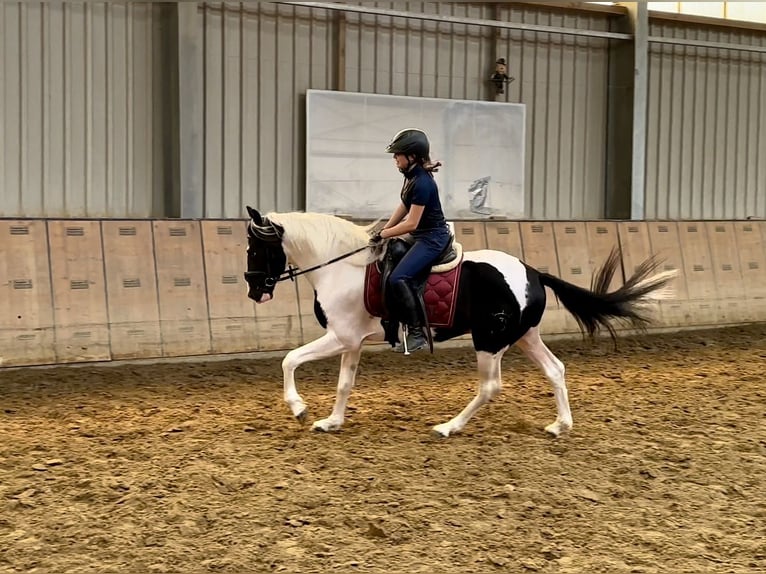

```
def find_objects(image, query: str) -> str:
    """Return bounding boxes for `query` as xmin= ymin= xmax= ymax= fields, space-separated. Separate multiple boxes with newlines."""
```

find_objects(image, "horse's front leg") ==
xmin=282 ymin=332 xmax=346 ymax=421
xmin=312 ymin=346 xmax=362 ymax=432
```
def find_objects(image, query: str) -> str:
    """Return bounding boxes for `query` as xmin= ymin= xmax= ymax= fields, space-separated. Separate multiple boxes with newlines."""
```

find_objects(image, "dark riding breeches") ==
xmin=388 ymin=227 xmax=451 ymax=286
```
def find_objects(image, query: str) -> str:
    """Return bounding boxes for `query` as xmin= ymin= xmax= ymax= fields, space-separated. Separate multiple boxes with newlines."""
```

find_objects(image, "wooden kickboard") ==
xmin=586 ymin=221 xmax=622 ymax=292
xmin=153 ymin=221 xmax=211 ymax=357
xmin=453 ymin=221 xmax=487 ymax=252
xmin=705 ymin=222 xmax=744 ymax=300
xmin=616 ymin=221 xmax=666 ymax=327
xmin=201 ymin=220 xmax=259 ymax=353
xmin=734 ymin=221 xmax=766 ymax=302
xmin=677 ymin=221 xmax=717 ymax=301
xmin=646 ymin=222 xmax=689 ymax=300
xmin=484 ymin=222 xmax=522 ymax=258
xmin=553 ymin=222 xmax=592 ymax=290
xmin=617 ymin=222 xmax=652 ymax=281
xmin=519 ymin=221 xmax=562 ymax=313
xmin=47 ymin=221 xmax=110 ymax=363
xmin=102 ymin=221 xmax=163 ymax=360
xmin=0 ymin=220 xmax=56 ymax=366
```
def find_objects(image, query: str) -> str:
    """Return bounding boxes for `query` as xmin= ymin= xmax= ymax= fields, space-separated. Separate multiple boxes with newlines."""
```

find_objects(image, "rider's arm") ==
xmin=381 ymin=204 xmax=423 ymax=239
xmin=383 ymin=202 xmax=408 ymax=230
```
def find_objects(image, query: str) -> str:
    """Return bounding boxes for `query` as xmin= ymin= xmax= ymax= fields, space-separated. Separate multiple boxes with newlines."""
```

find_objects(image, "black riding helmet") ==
xmin=385 ymin=128 xmax=430 ymax=161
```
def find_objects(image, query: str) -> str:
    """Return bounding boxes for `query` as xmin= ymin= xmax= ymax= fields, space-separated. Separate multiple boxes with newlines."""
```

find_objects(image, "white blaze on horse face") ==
xmin=463 ymin=250 xmax=529 ymax=311
xmin=257 ymin=293 xmax=272 ymax=304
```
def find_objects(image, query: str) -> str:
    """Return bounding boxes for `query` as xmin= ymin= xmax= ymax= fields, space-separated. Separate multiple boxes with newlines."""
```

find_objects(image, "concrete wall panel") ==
xmin=153 ymin=221 xmax=212 ymax=357
xmin=0 ymin=221 xmax=55 ymax=366
xmin=102 ymin=221 xmax=163 ymax=359
xmin=47 ymin=221 xmax=110 ymax=363
xmin=201 ymin=221 xmax=259 ymax=354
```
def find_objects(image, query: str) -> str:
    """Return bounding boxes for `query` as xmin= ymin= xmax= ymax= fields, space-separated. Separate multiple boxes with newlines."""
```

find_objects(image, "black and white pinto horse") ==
xmin=243 ymin=206 xmax=676 ymax=437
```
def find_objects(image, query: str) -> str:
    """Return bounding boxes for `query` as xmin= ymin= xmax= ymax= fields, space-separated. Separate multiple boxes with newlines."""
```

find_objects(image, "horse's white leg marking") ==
xmin=312 ymin=346 xmax=363 ymax=432
xmin=517 ymin=326 xmax=572 ymax=437
xmin=432 ymin=347 xmax=508 ymax=437
xmin=282 ymin=332 xmax=346 ymax=418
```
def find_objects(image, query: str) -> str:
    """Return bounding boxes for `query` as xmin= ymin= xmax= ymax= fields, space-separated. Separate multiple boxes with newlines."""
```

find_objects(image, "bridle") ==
xmin=243 ymin=244 xmax=369 ymax=286
xmin=244 ymin=219 xmax=372 ymax=288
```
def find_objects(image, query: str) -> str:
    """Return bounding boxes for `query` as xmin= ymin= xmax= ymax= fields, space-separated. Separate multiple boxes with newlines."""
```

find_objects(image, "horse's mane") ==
xmin=266 ymin=211 xmax=380 ymax=267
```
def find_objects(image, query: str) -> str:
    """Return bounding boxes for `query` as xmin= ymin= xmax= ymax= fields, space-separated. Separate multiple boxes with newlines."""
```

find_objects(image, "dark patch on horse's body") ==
xmin=314 ymin=290 xmax=328 ymax=329
xmin=433 ymin=261 xmax=547 ymax=354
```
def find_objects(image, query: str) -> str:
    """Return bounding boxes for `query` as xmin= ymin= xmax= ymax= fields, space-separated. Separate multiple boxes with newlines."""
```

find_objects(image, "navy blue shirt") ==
xmin=400 ymin=164 xmax=448 ymax=232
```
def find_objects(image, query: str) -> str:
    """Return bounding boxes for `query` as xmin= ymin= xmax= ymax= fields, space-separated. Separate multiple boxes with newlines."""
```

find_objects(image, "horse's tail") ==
xmin=538 ymin=247 xmax=677 ymax=341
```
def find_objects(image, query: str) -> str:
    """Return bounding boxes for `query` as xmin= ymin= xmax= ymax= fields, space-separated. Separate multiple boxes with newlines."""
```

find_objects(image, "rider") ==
xmin=370 ymin=128 xmax=452 ymax=353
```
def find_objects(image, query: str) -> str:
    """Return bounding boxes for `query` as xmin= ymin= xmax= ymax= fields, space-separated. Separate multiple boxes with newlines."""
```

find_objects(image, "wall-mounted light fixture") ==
xmin=490 ymin=58 xmax=515 ymax=95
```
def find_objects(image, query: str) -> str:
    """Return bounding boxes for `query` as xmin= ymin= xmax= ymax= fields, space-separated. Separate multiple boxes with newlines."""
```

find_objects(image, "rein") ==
xmin=272 ymin=245 xmax=371 ymax=284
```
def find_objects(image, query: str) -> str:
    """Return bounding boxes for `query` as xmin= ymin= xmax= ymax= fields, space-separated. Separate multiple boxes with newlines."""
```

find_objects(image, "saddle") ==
xmin=364 ymin=235 xmax=464 ymax=349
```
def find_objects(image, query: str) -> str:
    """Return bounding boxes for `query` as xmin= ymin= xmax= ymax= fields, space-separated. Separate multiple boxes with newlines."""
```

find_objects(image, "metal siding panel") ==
xmin=2 ymin=3 xmax=22 ymax=215
xmin=109 ymin=3 xmax=129 ymax=216
xmin=131 ymin=3 xmax=154 ymax=217
xmin=584 ymin=30 xmax=607 ymax=219
xmin=223 ymin=4 xmax=242 ymax=218
xmin=546 ymin=18 xmax=563 ymax=218
xmin=701 ymin=37 xmax=719 ymax=218
xmin=204 ymin=3 xmax=224 ymax=217
xmin=65 ymin=2 xmax=87 ymax=216
xmin=44 ymin=3 xmax=66 ymax=215
xmin=668 ymin=42 xmax=685 ymax=219
xmin=258 ymin=3 xmax=278 ymax=213
xmin=88 ymin=3 xmax=108 ymax=216
xmin=645 ymin=21 xmax=766 ymax=221
xmin=276 ymin=6 xmax=296 ymax=212
xmin=690 ymin=42 xmax=706 ymax=219
xmin=744 ymin=48 xmax=759 ymax=218
xmin=559 ymin=25 xmax=576 ymax=218
xmin=242 ymin=8 xmax=259 ymax=217
xmin=496 ymin=6 xmax=608 ymax=220
xmin=646 ymin=42 xmax=660 ymax=219
xmin=24 ymin=3 xmax=44 ymax=215
xmin=0 ymin=1 xmax=164 ymax=218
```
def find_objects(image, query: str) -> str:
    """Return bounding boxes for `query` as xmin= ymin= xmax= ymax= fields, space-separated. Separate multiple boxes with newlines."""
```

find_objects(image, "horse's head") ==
xmin=244 ymin=206 xmax=287 ymax=303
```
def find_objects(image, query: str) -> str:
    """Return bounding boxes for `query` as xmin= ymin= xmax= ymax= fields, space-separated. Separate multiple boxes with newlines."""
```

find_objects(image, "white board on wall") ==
xmin=306 ymin=90 xmax=525 ymax=220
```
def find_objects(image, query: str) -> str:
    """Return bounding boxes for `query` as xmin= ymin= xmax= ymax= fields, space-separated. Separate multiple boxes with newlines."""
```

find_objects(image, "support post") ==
xmin=627 ymin=1 xmax=648 ymax=220
xmin=605 ymin=1 xmax=648 ymax=220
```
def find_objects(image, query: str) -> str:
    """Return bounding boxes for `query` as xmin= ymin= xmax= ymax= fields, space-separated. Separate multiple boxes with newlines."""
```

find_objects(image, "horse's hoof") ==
xmin=295 ymin=409 xmax=309 ymax=424
xmin=312 ymin=419 xmax=341 ymax=432
xmin=430 ymin=424 xmax=451 ymax=438
xmin=544 ymin=420 xmax=572 ymax=437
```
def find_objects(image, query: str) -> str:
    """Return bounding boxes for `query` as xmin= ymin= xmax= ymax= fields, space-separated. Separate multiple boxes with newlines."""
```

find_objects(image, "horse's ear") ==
xmin=246 ymin=205 xmax=262 ymax=225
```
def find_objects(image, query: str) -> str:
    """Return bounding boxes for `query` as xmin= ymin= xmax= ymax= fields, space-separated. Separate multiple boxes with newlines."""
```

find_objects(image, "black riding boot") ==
xmin=390 ymin=280 xmax=428 ymax=353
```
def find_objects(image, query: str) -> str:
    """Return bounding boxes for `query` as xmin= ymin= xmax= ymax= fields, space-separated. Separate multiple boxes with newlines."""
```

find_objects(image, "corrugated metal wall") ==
xmin=200 ymin=2 xmax=337 ymax=218
xmin=646 ymin=20 xmax=766 ymax=219
xmin=200 ymin=1 xmax=613 ymax=219
xmin=4 ymin=2 xmax=764 ymax=221
xmin=495 ymin=4 xmax=610 ymax=219
xmin=0 ymin=1 xmax=165 ymax=218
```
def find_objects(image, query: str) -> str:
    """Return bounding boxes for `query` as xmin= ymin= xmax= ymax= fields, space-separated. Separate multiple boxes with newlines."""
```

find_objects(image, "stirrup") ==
xmin=395 ymin=326 xmax=427 ymax=355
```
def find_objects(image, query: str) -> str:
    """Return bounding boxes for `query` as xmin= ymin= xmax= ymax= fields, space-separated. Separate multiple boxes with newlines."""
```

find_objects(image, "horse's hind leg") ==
xmin=516 ymin=326 xmax=572 ymax=437
xmin=432 ymin=346 xmax=508 ymax=438
xmin=312 ymin=346 xmax=362 ymax=432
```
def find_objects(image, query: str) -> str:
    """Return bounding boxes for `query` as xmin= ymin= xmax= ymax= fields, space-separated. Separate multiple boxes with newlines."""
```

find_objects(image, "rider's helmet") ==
xmin=385 ymin=128 xmax=430 ymax=161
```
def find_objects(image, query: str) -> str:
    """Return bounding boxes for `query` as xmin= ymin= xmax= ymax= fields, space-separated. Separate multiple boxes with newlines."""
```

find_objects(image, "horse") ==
xmin=243 ymin=206 xmax=676 ymax=437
